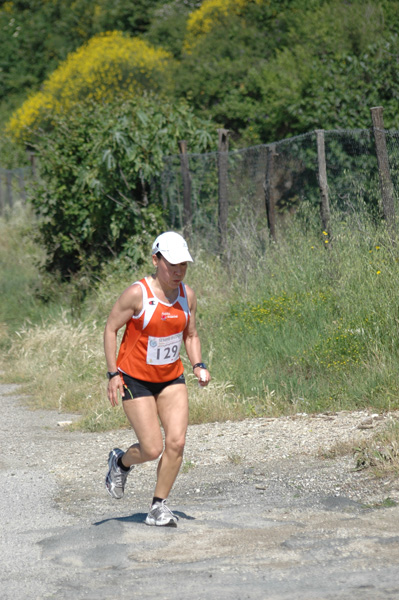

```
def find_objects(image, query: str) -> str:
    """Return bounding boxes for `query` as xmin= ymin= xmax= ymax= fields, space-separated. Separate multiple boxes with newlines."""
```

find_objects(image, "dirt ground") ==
xmin=2 ymin=382 xmax=399 ymax=600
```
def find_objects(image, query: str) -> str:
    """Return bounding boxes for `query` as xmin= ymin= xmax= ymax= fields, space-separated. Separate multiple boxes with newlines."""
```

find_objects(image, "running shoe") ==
xmin=105 ymin=448 xmax=133 ymax=499
xmin=145 ymin=500 xmax=179 ymax=527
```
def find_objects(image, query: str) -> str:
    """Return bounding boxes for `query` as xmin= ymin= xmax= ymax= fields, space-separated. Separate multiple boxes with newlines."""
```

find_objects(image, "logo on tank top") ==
xmin=161 ymin=312 xmax=178 ymax=320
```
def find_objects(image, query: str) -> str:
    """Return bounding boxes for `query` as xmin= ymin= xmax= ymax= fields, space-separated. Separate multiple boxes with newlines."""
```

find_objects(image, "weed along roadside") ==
xmin=2 ymin=382 xmax=399 ymax=599
xmin=3 ymin=206 xmax=399 ymax=433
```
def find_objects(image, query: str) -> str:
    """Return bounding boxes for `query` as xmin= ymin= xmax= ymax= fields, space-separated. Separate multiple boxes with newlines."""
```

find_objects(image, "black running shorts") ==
xmin=121 ymin=372 xmax=186 ymax=400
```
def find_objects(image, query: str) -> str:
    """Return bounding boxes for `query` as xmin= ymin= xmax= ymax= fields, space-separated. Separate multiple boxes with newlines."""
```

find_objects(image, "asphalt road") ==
xmin=2 ymin=382 xmax=399 ymax=600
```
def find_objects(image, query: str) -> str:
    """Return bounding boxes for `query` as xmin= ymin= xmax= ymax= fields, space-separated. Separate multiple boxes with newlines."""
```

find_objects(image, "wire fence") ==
xmin=4 ymin=107 xmax=399 ymax=257
xmin=0 ymin=166 xmax=32 ymax=215
xmin=159 ymin=107 xmax=399 ymax=254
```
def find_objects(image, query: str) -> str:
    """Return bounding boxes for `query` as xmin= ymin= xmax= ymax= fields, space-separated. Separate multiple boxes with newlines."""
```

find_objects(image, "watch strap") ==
xmin=107 ymin=370 xmax=120 ymax=380
xmin=192 ymin=362 xmax=207 ymax=371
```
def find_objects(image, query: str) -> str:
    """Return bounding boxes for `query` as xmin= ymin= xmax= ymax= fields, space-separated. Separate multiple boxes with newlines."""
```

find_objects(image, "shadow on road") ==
xmin=94 ymin=510 xmax=196 ymax=526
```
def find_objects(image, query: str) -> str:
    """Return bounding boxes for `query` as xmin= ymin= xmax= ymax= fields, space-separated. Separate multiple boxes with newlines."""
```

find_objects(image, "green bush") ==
xmin=30 ymin=96 xmax=217 ymax=276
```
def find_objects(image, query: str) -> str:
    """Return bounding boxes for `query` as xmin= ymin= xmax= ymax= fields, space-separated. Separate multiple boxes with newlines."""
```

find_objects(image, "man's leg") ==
xmin=122 ymin=395 xmax=164 ymax=465
xmin=153 ymin=383 xmax=189 ymax=500
xmin=105 ymin=395 xmax=164 ymax=499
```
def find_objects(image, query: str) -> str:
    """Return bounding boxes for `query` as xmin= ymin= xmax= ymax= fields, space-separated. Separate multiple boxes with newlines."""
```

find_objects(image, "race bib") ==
xmin=146 ymin=332 xmax=183 ymax=365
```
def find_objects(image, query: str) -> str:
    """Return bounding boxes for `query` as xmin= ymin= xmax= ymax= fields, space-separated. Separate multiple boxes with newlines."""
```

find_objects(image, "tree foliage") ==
xmin=2 ymin=0 xmax=399 ymax=276
xmin=173 ymin=0 xmax=399 ymax=143
xmin=31 ymin=96 xmax=216 ymax=276
xmin=7 ymin=31 xmax=173 ymax=144
xmin=0 ymin=0 xmax=165 ymax=101
xmin=3 ymin=0 xmax=399 ymax=147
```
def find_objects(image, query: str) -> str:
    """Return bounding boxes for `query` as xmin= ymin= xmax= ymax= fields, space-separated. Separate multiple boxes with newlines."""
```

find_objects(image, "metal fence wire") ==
xmin=0 ymin=167 xmax=31 ymax=214
xmin=4 ymin=109 xmax=399 ymax=254
xmin=158 ymin=123 xmax=399 ymax=253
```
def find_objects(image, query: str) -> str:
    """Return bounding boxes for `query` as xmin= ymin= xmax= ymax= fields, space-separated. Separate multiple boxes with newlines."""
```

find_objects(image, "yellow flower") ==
xmin=376 ymin=270 xmax=381 ymax=274
xmin=322 ymin=231 xmax=328 ymax=235
xmin=184 ymin=0 xmax=262 ymax=52
xmin=7 ymin=31 xmax=173 ymax=142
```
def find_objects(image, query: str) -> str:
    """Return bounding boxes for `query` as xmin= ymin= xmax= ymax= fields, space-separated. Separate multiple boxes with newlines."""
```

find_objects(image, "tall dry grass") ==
xmin=2 ymin=203 xmax=399 ymax=448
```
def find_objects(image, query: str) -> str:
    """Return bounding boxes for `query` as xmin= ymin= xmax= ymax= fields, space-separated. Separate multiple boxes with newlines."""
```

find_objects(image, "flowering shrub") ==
xmin=184 ymin=0 xmax=262 ymax=52
xmin=2 ymin=2 xmax=13 ymax=13
xmin=7 ymin=31 xmax=173 ymax=143
xmin=230 ymin=292 xmax=302 ymax=332
xmin=299 ymin=321 xmax=367 ymax=372
xmin=229 ymin=290 xmax=330 ymax=333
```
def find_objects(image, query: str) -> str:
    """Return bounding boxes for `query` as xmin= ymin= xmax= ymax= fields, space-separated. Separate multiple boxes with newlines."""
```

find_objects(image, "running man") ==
xmin=104 ymin=231 xmax=210 ymax=526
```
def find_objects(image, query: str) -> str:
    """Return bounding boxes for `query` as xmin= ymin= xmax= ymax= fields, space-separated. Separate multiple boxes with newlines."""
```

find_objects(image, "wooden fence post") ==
xmin=316 ymin=130 xmax=331 ymax=244
xmin=178 ymin=140 xmax=192 ymax=237
xmin=6 ymin=170 xmax=12 ymax=209
xmin=27 ymin=150 xmax=36 ymax=177
xmin=18 ymin=169 xmax=26 ymax=203
xmin=0 ymin=171 xmax=3 ymax=215
xmin=217 ymin=128 xmax=229 ymax=256
xmin=264 ymin=143 xmax=277 ymax=242
xmin=370 ymin=106 xmax=396 ymax=233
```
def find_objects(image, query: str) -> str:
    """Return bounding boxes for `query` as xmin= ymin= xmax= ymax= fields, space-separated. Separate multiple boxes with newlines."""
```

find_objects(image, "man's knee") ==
xmin=165 ymin=436 xmax=186 ymax=456
xmin=142 ymin=443 xmax=164 ymax=461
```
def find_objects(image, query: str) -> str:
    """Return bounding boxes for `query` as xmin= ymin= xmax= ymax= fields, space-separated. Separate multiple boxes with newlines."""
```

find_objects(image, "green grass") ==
xmin=2 ymin=203 xmax=399 ymax=438
xmin=201 ymin=216 xmax=399 ymax=416
xmin=353 ymin=420 xmax=399 ymax=477
xmin=0 ymin=205 xmax=44 ymax=328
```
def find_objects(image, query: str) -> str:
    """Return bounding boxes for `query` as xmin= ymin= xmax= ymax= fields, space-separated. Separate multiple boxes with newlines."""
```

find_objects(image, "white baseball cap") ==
xmin=151 ymin=231 xmax=193 ymax=264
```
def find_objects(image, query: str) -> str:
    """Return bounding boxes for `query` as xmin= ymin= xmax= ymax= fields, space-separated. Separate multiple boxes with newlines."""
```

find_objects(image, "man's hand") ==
xmin=194 ymin=367 xmax=211 ymax=387
xmin=107 ymin=374 xmax=124 ymax=406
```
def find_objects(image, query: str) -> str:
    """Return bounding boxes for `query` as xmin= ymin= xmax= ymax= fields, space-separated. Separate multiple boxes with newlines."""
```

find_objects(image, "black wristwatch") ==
xmin=107 ymin=370 xmax=120 ymax=380
xmin=192 ymin=362 xmax=207 ymax=371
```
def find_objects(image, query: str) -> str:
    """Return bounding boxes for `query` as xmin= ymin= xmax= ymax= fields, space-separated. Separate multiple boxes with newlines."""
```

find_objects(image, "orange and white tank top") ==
xmin=117 ymin=277 xmax=190 ymax=383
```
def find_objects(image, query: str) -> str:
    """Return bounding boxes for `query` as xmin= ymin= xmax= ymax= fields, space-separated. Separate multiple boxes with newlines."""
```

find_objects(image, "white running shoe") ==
xmin=145 ymin=500 xmax=179 ymax=527
xmin=105 ymin=448 xmax=133 ymax=499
